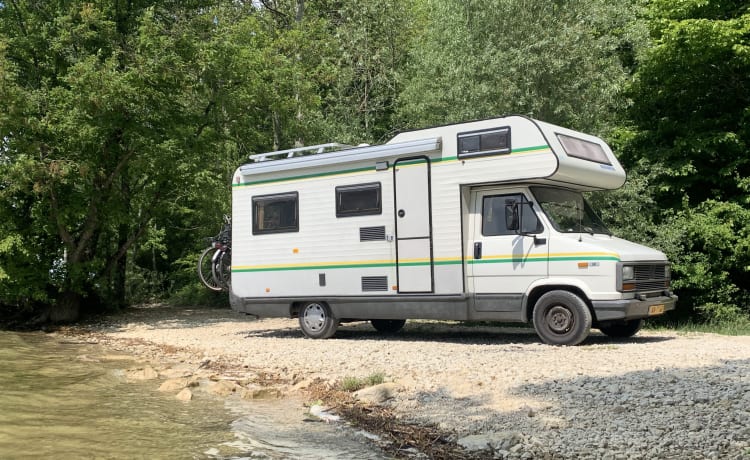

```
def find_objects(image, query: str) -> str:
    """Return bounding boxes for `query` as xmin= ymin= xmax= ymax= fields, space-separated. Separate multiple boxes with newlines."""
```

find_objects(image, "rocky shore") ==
xmin=60 ymin=304 xmax=750 ymax=459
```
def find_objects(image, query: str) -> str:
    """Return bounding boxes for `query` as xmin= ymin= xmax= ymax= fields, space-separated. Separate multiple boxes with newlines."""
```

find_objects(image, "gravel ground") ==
xmin=63 ymin=304 xmax=750 ymax=459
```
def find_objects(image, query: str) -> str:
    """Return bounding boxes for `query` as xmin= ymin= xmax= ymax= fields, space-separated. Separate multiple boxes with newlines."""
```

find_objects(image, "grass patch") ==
xmin=646 ymin=319 xmax=750 ymax=336
xmin=339 ymin=372 xmax=386 ymax=392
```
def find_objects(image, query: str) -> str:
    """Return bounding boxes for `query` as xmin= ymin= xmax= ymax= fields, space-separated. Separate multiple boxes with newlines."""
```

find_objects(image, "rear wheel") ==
xmin=299 ymin=302 xmax=338 ymax=339
xmin=532 ymin=291 xmax=592 ymax=346
xmin=599 ymin=319 xmax=643 ymax=338
xmin=371 ymin=319 xmax=406 ymax=334
xmin=198 ymin=247 xmax=222 ymax=291
xmin=212 ymin=248 xmax=231 ymax=291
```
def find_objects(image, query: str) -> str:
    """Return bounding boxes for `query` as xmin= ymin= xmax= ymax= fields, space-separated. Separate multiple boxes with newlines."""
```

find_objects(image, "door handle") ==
xmin=473 ymin=242 xmax=482 ymax=260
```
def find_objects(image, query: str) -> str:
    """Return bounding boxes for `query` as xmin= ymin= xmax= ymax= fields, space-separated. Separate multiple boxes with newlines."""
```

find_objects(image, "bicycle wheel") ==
xmin=198 ymin=247 xmax=222 ymax=291
xmin=212 ymin=248 xmax=231 ymax=291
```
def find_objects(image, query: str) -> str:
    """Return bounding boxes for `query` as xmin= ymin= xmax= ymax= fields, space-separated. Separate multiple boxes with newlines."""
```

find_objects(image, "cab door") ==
xmin=466 ymin=189 xmax=549 ymax=312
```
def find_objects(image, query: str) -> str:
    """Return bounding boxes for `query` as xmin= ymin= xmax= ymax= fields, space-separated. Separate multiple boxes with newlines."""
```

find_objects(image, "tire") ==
xmin=198 ymin=247 xmax=222 ymax=291
xmin=371 ymin=319 xmax=406 ymax=334
xmin=212 ymin=248 xmax=232 ymax=291
xmin=298 ymin=302 xmax=338 ymax=339
xmin=599 ymin=319 xmax=643 ymax=338
xmin=532 ymin=291 xmax=592 ymax=346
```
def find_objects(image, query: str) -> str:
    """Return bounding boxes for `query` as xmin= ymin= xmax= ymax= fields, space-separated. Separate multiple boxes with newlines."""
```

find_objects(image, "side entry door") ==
xmin=393 ymin=156 xmax=434 ymax=293
xmin=466 ymin=189 xmax=549 ymax=311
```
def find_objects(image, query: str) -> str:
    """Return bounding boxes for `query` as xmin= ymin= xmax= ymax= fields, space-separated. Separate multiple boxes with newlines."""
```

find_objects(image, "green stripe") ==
xmin=232 ymin=255 xmax=618 ymax=273
xmin=233 ymin=261 xmax=395 ymax=273
xmin=468 ymin=255 xmax=619 ymax=265
xmin=234 ymin=144 xmax=550 ymax=188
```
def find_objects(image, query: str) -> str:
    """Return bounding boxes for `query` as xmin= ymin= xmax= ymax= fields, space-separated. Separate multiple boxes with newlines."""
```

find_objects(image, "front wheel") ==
xmin=532 ymin=291 xmax=592 ymax=346
xmin=298 ymin=302 xmax=338 ymax=339
xmin=599 ymin=319 xmax=643 ymax=338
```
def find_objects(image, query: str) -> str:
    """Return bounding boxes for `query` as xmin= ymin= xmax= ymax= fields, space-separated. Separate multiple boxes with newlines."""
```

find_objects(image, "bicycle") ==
xmin=197 ymin=215 xmax=231 ymax=291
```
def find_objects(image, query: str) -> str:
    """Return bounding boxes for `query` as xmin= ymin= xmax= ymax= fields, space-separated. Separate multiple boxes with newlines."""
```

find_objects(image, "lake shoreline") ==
xmin=56 ymin=303 xmax=750 ymax=459
xmin=57 ymin=306 xmax=467 ymax=458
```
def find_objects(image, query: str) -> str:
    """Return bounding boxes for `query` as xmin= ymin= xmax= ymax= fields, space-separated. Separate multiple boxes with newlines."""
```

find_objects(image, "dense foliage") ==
xmin=0 ymin=0 xmax=748 ymax=325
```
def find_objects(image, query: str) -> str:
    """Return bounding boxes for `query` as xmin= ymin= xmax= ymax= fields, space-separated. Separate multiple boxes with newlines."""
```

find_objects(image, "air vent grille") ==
xmin=360 ymin=226 xmax=386 ymax=241
xmin=362 ymin=276 xmax=388 ymax=292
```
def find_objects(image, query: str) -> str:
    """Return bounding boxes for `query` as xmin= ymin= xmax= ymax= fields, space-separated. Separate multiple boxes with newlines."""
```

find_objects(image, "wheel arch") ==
xmin=525 ymin=282 xmax=595 ymax=323
xmin=290 ymin=301 xmax=305 ymax=318
xmin=290 ymin=300 xmax=338 ymax=318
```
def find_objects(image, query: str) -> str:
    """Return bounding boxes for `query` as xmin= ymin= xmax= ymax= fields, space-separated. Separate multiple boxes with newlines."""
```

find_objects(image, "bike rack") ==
xmin=248 ymin=143 xmax=354 ymax=163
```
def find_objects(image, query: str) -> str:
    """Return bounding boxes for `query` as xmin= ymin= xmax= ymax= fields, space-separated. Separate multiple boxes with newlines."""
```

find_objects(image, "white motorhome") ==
xmin=229 ymin=116 xmax=677 ymax=345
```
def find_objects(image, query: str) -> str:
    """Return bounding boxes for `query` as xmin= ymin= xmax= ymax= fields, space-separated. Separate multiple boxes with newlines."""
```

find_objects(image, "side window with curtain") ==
xmin=336 ymin=183 xmax=382 ymax=217
xmin=252 ymin=192 xmax=299 ymax=234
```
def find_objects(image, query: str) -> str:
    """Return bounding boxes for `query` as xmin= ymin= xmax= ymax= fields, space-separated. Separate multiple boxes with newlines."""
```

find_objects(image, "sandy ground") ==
xmin=61 ymin=304 xmax=750 ymax=459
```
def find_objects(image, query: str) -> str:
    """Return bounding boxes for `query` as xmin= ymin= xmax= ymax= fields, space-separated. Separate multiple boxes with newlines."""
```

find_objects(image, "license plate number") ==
xmin=649 ymin=304 xmax=665 ymax=315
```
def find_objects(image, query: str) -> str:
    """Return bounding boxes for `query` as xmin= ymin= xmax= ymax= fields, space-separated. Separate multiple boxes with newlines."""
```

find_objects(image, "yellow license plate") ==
xmin=649 ymin=304 xmax=665 ymax=315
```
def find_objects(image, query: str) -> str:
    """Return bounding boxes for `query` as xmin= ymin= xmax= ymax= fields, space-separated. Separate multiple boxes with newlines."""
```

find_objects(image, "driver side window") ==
xmin=482 ymin=194 xmax=543 ymax=236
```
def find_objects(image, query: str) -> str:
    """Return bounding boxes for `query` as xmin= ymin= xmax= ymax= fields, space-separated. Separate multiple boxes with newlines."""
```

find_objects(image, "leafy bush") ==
xmin=594 ymin=178 xmax=750 ymax=324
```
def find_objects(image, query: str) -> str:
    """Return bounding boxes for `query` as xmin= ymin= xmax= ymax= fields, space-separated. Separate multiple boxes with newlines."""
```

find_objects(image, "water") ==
xmin=0 ymin=331 xmax=386 ymax=459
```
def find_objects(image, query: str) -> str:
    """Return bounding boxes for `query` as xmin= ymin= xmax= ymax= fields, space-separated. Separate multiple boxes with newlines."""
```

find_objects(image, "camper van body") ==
xmin=229 ymin=116 xmax=677 ymax=345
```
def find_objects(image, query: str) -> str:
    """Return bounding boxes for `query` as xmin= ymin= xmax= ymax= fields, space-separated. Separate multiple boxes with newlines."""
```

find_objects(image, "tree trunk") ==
xmin=49 ymin=290 xmax=82 ymax=323
xmin=112 ymin=223 xmax=128 ymax=310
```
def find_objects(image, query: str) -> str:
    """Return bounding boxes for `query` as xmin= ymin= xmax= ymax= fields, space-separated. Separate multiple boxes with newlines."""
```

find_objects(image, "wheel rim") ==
xmin=198 ymin=248 xmax=222 ymax=291
xmin=302 ymin=303 xmax=326 ymax=332
xmin=546 ymin=305 xmax=573 ymax=333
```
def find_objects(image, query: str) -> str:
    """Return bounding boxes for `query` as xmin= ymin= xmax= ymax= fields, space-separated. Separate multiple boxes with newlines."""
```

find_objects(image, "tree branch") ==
xmin=100 ymin=188 xmax=163 ymax=279
xmin=48 ymin=186 xmax=77 ymax=254
xmin=259 ymin=0 xmax=290 ymax=27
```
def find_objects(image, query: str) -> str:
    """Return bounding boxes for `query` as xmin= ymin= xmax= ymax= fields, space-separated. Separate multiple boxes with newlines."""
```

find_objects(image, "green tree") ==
xmin=0 ymin=1 xmax=348 ymax=322
xmin=624 ymin=0 xmax=750 ymax=207
xmin=616 ymin=0 xmax=750 ymax=322
xmin=0 ymin=1 xmax=218 ymax=321
xmin=397 ymin=0 xmax=643 ymax=133
xmin=310 ymin=0 xmax=416 ymax=143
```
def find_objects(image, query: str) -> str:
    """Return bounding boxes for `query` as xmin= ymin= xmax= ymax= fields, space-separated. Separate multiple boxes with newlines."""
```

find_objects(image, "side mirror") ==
xmin=505 ymin=203 xmax=519 ymax=231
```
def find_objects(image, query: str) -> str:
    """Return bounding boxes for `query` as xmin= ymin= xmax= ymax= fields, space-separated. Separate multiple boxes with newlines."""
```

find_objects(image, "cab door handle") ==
xmin=473 ymin=242 xmax=482 ymax=260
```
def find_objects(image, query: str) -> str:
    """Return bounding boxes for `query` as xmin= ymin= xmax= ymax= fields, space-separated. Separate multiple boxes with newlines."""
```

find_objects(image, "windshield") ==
xmin=530 ymin=187 xmax=610 ymax=235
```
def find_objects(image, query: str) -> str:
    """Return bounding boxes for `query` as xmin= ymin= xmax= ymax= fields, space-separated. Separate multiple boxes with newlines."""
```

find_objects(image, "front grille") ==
xmin=635 ymin=265 xmax=666 ymax=280
xmin=622 ymin=263 xmax=670 ymax=292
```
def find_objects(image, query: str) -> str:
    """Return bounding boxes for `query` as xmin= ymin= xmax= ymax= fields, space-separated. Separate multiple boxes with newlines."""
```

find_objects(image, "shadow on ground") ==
xmin=92 ymin=304 xmax=675 ymax=347
xmin=239 ymin=320 xmax=674 ymax=346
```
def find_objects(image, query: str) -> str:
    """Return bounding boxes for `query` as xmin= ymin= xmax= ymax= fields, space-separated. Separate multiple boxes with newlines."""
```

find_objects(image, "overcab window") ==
xmin=457 ymin=127 xmax=511 ymax=159
xmin=556 ymin=134 xmax=611 ymax=165
xmin=336 ymin=182 xmax=382 ymax=217
xmin=252 ymin=192 xmax=299 ymax=234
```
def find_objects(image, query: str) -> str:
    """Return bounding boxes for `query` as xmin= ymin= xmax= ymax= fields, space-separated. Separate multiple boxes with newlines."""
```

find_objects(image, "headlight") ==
xmin=664 ymin=265 xmax=671 ymax=280
xmin=622 ymin=265 xmax=635 ymax=281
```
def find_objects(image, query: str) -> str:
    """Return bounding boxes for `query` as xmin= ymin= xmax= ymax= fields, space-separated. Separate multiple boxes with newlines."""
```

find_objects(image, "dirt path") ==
xmin=62 ymin=305 xmax=750 ymax=459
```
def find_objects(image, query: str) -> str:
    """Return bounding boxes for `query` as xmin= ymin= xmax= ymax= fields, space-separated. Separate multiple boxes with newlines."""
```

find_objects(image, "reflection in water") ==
xmin=0 ymin=331 xmax=385 ymax=459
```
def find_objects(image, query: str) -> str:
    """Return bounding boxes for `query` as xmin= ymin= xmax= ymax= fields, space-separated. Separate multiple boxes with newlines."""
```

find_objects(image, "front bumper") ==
xmin=592 ymin=293 xmax=678 ymax=322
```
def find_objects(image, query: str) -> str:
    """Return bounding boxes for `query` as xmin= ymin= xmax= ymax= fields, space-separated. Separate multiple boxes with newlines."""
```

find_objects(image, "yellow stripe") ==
xmin=233 ymin=258 xmax=394 ymax=271
xmin=233 ymin=251 xmax=619 ymax=271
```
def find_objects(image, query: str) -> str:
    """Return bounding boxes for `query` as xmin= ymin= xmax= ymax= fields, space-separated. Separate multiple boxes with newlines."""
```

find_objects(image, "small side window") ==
xmin=252 ymin=192 xmax=299 ymax=234
xmin=458 ymin=127 xmax=511 ymax=159
xmin=336 ymin=182 xmax=381 ymax=217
